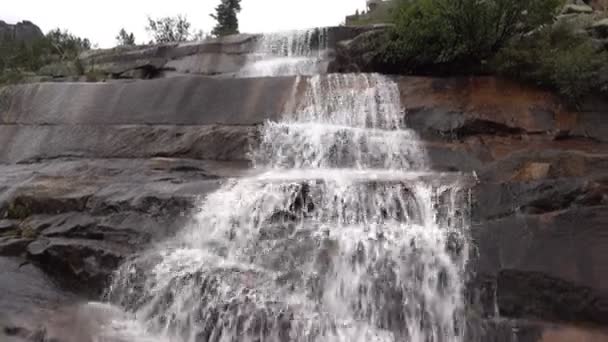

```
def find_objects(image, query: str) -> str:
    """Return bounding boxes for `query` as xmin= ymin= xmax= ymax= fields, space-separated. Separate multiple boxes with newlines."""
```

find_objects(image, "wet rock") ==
xmin=478 ymin=149 xmax=608 ymax=182
xmin=0 ymin=77 xmax=293 ymax=126
xmin=0 ymin=257 xmax=72 ymax=336
xmin=0 ymin=157 xmax=241 ymax=295
xmin=398 ymin=77 xmax=560 ymax=139
xmin=0 ymin=238 xmax=32 ymax=257
xmin=473 ymin=178 xmax=606 ymax=220
xmin=0 ymin=220 xmax=17 ymax=232
xmin=471 ymin=206 xmax=608 ymax=323
xmin=76 ymin=26 xmax=381 ymax=79
xmin=27 ymin=238 xmax=128 ymax=296
xmin=328 ymin=29 xmax=387 ymax=73
xmin=498 ymin=270 xmax=608 ymax=324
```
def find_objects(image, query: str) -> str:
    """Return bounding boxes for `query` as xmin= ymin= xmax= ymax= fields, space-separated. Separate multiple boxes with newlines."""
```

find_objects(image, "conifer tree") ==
xmin=211 ymin=0 xmax=242 ymax=37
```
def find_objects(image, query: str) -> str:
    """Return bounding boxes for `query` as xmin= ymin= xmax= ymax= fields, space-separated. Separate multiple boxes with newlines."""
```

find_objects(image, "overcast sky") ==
xmin=2 ymin=0 xmax=367 ymax=48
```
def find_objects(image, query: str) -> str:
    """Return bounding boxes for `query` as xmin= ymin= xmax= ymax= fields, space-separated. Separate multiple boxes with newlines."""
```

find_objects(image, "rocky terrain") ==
xmin=0 ymin=21 xmax=43 ymax=46
xmin=0 ymin=24 xmax=607 ymax=342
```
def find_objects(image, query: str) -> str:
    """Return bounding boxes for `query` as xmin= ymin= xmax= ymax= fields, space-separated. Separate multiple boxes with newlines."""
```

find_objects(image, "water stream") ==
xmin=98 ymin=31 xmax=471 ymax=342
xmin=238 ymin=28 xmax=329 ymax=77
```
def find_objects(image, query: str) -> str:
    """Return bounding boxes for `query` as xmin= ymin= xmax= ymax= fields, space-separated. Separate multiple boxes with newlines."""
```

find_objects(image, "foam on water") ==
xmin=104 ymin=73 xmax=471 ymax=342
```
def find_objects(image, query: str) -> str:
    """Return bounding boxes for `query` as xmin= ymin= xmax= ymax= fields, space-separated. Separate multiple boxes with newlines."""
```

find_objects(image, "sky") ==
xmin=2 ymin=0 xmax=367 ymax=48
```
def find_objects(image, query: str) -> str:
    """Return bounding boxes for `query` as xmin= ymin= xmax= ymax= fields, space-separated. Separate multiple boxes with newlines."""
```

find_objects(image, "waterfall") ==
xmin=238 ymin=28 xmax=329 ymax=77
xmin=103 ymin=72 xmax=472 ymax=342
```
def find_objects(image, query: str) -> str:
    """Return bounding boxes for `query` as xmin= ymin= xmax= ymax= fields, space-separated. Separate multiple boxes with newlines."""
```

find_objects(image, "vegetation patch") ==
xmin=6 ymin=201 xmax=32 ymax=220
xmin=0 ymin=29 xmax=91 ymax=86
xmin=493 ymin=22 xmax=608 ymax=102
xmin=20 ymin=224 xmax=39 ymax=239
xmin=365 ymin=0 xmax=608 ymax=102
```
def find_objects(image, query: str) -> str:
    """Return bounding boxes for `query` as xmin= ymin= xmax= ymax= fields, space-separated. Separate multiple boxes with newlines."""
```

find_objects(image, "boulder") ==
xmin=0 ymin=238 xmax=32 ymax=257
xmin=78 ymin=34 xmax=259 ymax=78
xmin=563 ymin=4 xmax=595 ymax=14
xmin=27 ymin=238 xmax=128 ymax=295
xmin=37 ymin=62 xmax=81 ymax=78
xmin=0 ymin=157 xmax=245 ymax=295
xmin=328 ymin=29 xmax=388 ymax=73
xmin=0 ymin=20 xmax=43 ymax=46
xmin=0 ymin=257 xmax=73 ymax=341
xmin=555 ymin=13 xmax=596 ymax=31
xmin=590 ymin=18 xmax=608 ymax=38
xmin=0 ymin=220 xmax=17 ymax=232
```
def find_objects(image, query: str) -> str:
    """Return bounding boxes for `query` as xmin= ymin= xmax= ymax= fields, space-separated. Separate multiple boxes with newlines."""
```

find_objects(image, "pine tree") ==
xmin=116 ymin=28 xmax=136 ymax=46
xmin=210 ymin=0 xmax=242 ymax=37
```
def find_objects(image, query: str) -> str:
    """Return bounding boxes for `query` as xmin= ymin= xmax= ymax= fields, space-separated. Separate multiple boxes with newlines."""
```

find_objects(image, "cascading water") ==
xmin=103 ymin=72 xmax=472 ymax=342
xmin=238 ymin=28 xmax=329 ymax=77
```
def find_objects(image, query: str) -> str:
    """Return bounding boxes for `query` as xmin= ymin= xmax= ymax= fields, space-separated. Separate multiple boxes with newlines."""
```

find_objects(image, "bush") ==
xmin=494 ymin=23 xmax=608 ymax=102
xmin=380 ymin=0 xmax=564 ymax=73
xmin=146 ymin=15 xmax=191 ymax=43
xmin=0 ymin=28 xmax=91 ymax=86
xmin=45 ymin=28 xmax=91 ymax=59
xmin=116 ymin=28 xmax=136 ymax=46
xmin=347 ymin=2 xmax=398 ymax=25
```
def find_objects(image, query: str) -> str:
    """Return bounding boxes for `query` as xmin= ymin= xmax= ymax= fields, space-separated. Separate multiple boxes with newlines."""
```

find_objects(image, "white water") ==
xmin=100 ymin=72 xmax=471 ymax=342
xmin=239 ymin=29 xmax=329 ymax=77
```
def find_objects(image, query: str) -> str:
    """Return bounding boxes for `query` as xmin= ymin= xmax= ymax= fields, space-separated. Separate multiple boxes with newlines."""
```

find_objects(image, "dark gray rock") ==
xmin=0 ymin=158 xmax=245 ymax=295
xmin=1 ymin=76 xmax=293 ymax=126
xmin=0 ymin=124 xmax=257 ymax=163
xmin=472 ymin=178 xmax=606 ymax=221
xmin=570 ymin=111 xmax=608 ymax=143
xmin=471 ymin=206 xmax=608 ymax=323
xmin=0 ymin=257 xmax=72 ymax=334
xmin=0 ymin=21 xmax=43 ymax=46
xmin=590 ymin=18 xmax=608 ymax=38
xmin=77 ymin=26 xmax=383 ymax=78
xmin=0 ymin=238 xmax=32 ymax=257
xmin=78 ymin=34 xmax=258 ymax=78
xmin=27 ymin=238 xmax=128 ymax=296
xmin=563 ymin=3 xmax=594 ymax=13
xmin=329 ymin=29 xmax=387 ymax=73
xmin=0 ymin=220 xmax=17 ymax=232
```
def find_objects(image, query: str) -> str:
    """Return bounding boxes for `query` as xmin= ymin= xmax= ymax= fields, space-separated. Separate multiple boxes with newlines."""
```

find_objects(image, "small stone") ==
xmin=512 ymin=162 xmax=551 ymax=181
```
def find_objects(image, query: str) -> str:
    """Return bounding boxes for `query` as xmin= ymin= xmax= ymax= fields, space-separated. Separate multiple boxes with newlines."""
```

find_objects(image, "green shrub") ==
xmin=380 ymin=0 xmax=564 ymax=72
xmin=494 ymin=23 xmax=608 ymax=101
xmin=146 ymin=15 xmax=192 ymax=43
xmin=0 ymin=69 xmax=25 ymax=86
xmin=347 ymin=2 xmax=399 ymax=25
xmin=0 ymin=28 xmax=90 ymax=86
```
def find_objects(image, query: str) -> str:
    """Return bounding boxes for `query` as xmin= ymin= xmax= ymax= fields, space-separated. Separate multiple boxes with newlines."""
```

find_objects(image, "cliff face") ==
xmin=0 ymin=31 xmax=607 ymax=341
xmin=397 ymin=77 xmax=608 ymax=338
xmin=0 ymin=21 xmax=44 ymax=45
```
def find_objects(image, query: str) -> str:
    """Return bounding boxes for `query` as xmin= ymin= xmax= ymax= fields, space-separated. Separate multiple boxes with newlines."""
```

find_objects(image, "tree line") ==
xmin=117 ymin=0 xmax=242 ymax=46
xmin=1 ymin=0 xmax=242 ymax=84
